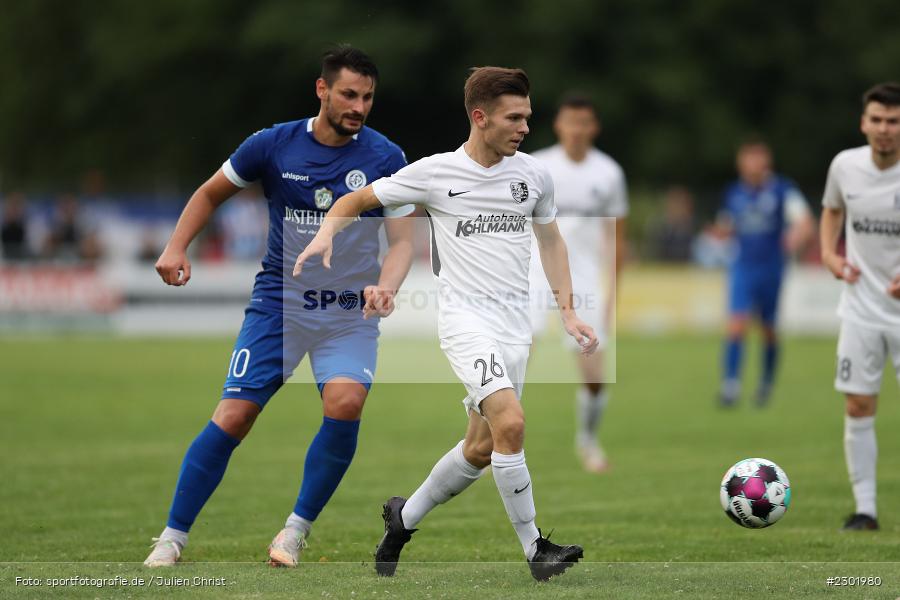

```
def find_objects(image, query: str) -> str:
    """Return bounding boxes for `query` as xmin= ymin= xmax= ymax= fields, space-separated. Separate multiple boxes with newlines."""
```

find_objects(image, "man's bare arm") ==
xmin=820 ymin=206 xmax=859 ymax=282
xmin=364 ymin=211 xmax=415 ymax=318
xmin=293 ymin=184 xmax=383 ymax=276
xmin=534 ymin=220 xmax=599 ymax=354
xmin=156 ymin=169 xmax=241 ymax=286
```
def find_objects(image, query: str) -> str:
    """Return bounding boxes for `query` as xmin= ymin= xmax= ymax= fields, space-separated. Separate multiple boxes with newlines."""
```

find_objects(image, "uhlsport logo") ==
xmin=509 ymin=181 xmax=529 ymax=203
xmin=345 ymin=169 xmax=367 ymax=191
xmin=456 ymin=214 xmax=527 ymax=237
xmin=314 ymin=187 xmax=334 ymax=210
xmin=282 ymin=171 xmax=310 ymax=182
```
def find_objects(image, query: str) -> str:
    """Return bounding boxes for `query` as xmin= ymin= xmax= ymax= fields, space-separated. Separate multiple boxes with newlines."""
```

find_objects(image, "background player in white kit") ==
xmin=820 ymin=82 xmax=900 ymax=531
xmin=294 ymin=67 xmax=598 ymax=581
xmin=529 ymin=93 xmax=627 ymax=473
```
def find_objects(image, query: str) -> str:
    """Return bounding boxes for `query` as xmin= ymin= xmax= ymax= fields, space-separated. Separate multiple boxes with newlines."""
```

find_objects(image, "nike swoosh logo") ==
xmin=448 ymin=190 xmax=470 ymax=197
xmin=514 ymin=482 xmax=531 ymax=494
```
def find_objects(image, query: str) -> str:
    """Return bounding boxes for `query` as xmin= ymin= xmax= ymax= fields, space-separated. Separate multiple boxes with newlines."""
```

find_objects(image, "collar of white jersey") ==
xmin=306 ymin=117 xmax=359 ymax=141
xmin=456 ymin=144 xmax=510 ymax=172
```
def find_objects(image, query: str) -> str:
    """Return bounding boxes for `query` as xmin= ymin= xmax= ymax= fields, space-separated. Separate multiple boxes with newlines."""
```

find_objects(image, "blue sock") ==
xmin=724 ymin=337 xmax=743 ymax=382
xmin=293 ymin=417 xmax=360 ymax=521
xmin=762 ymin=341 xmax=778 ymax=384
xmin=167 ymin=421 xmax=240 ymax=532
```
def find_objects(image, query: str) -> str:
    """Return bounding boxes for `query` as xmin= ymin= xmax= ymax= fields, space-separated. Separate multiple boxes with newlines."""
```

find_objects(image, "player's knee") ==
xmin=211 ymin=401 xmax=260 ymax=440
xmin=322 ymin=385 xmax=367 ymax=420
xmin=586 ymin=382 xmax=603 ymax=396
xmin=494 ymin=413 xmax=525 ymax=450
xmin=463 ymin=438 xmax=493 ymax=468
xmin=726 ymin=318 xmax=748 ymax=338
xmin=845 ymin=395 xmax=876 ymax=418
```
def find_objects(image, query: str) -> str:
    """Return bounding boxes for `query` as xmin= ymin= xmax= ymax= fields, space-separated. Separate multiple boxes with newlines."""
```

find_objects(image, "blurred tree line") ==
xmin=1 ymin=0 xmax=898 ymax=213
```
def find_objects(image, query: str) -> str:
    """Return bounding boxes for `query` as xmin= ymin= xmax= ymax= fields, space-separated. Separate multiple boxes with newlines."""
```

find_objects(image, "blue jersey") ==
xmin=722 ymin=175 xmax=803 ymax=270
xmin=222 ymin=118 xmax=408 ymax=317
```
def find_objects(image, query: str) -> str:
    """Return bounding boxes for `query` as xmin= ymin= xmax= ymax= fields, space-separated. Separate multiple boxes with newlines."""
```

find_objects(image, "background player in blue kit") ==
xmin=717 ymin=139 xmax=813 ymax=407
xmin=143 ymin=46 xmax=415 ymax=567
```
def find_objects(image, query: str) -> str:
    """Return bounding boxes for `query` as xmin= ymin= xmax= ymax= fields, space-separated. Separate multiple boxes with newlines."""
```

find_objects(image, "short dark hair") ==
xmin=557 ymin=92 xmax=597 ymax=116
xmin=737 ymin=134 xmax=770 ymax=153
xmin=863 ymin=82 xmax=900 ymax=109
xmin=463 ymin=67 xmax=530 ymax=115
xmin=321 ymin=45 xmax=378 ymax=86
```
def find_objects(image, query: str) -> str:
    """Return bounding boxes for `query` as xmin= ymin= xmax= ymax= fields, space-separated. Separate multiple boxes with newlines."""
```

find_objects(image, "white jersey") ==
xmin=823 ymin=145 xmax=900 ymax=328
xmin=529 ymin=145 xmax=627 ymax=278
xmin=372 ymin=145 xmax=557 ymax=344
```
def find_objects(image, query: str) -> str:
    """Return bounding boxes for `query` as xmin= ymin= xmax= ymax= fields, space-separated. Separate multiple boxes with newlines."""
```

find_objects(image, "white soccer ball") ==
xmin=720 ymin=457 xmax=791 ymax=528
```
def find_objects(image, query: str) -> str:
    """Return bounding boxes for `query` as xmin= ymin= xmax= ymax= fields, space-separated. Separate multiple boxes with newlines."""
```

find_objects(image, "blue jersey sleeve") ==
xmin=384 ymin=145 xmax=408 ymax=176
xmin=225 ymin=127 xmax=279 ymax=186
xmin=718 ymin=185 xmax=737 ymax=225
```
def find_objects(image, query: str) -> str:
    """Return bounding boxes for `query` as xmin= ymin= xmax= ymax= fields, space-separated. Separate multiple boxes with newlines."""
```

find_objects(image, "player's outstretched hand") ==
xmin=155 ymin=246 xmax=191 ymax=286
xmin=888 ymin=275 xmax=900 ymax=300
xmin=823 ymin=253 xmax=860 ymax=283
xmin=563 ymin=315 xmax=599 ymax=355
xmin=363 ymin=285 xmax=396 ymax=319
xmin=293 ymin=234 xmax=333 ymax=277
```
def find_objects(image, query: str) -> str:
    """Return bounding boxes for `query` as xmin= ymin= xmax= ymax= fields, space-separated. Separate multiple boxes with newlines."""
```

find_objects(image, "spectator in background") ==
xmin=692 ymin=221 xmax=734 ymax=268
xmin=219 ymin=193 xmax=267 ymax=260
xmin=43 ymin=194 xmax=104 ymax=263
xmin=197 ymin=220 xmax=226 ymax=262
xmin=138 ymin=231 xmax=163 ymax=263
xmin=1 ymin=192 xmax=30 ymax=261
xmin=80 ymin=168 xmax=112 ymax=204
xmin=645 ymin=185 xmax=697 ymax=262
xmin=717 ymin=138 xmax=814 ymax=408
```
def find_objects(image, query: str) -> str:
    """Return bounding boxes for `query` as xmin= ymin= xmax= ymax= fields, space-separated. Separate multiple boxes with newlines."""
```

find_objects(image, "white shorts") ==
xmin=834 ymin=320 xmax=900 ymax=395
xmin=440 ymin=334 xmax=530 ymax=414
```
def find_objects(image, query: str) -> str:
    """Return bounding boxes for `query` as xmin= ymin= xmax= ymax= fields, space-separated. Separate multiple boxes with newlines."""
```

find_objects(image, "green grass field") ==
xmin=2 ymin=334 xmax=900 ymax=599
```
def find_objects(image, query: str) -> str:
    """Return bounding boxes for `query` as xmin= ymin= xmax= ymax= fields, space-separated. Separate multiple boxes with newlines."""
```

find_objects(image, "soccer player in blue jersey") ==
xmin=717 ymin=139 xmax=813 ymax=407
xmin=143 ymin=46 xmax=415 ymax=567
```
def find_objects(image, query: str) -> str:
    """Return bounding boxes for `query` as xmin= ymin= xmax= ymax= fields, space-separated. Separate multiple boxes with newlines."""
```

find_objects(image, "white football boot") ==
xmin=143 ymin=537 xmax=183 ymax=568
xmin=268 ymin=527 xmax=308 ymax=567
xmin=578 ymin=443 xmax=610 ymax=474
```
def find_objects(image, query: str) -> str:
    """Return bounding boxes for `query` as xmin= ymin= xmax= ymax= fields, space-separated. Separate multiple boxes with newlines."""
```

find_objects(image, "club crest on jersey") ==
xmin=509 ymin=181 xmax=529 ymax=203
xmin=345 ymin=169 xmax=367 ymax=191
xmin=314 ymin=187 xmax=333 ymax=210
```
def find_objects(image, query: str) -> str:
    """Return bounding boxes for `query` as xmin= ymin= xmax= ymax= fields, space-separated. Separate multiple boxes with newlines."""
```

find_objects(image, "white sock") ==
xmin=491 ymin=450 xmax=539 ymax=560
xmin=401 ymin=440 xmax=484 ymax=529
xmin=160 ymin=527 xmax=188 ymax=548
xmin=576 ymin=387 xmax=608 ymax=448
xmin=844 ymin=415 xmax=877 ymax=517
xmin=721 ymin=378 xmax=740 ymax=397
xmin=285 ymin=513 xmax=313 ymax=538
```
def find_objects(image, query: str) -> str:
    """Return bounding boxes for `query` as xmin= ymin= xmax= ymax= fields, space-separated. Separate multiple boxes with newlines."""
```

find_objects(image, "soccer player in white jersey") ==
xmin=294 ymin=67 xmax=597 ymax=580
xmin=529 ymin=93 xmax=627 ymax=473
xmin=821 ymin=82 xmax=900 ymax=531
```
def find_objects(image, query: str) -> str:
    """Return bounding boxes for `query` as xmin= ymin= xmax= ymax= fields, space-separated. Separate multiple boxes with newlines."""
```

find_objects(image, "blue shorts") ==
xmin=221 ymin=306 xmax=378 ymax=408
xmin=727 ymin=266 xmax=784 ymax=325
